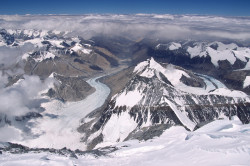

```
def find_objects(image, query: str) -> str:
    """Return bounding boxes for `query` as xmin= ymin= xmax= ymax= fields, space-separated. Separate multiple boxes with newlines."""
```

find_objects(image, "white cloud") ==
xmin=0 ymin=125 xmax=22 ymax=142
xmin=205 ymin=31 xmax=250 ymax=41
xmin=0 ymin=14 xmax=249 ymax=41
xmin=0 ymin=74 xmax=8 ymax=89
xmin=0 ymin=43 xmax=34 ymax=67
xmin=0 ymin=75 xmax=54 ymax=117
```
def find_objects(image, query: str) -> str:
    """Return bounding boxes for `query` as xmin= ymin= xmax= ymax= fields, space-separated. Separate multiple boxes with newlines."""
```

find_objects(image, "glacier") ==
xmin=4 ymin=76 xmax=110 ymax=150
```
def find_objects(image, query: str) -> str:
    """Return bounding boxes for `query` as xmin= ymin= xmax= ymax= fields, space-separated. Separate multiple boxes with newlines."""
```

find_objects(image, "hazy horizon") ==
xmin=0 ymin=0 xmax=249 ymax=16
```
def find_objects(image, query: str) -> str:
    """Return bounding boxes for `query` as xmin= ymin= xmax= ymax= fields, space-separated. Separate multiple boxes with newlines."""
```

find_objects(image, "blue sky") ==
xmin=0 ymin=0 xmax=249 ymax=16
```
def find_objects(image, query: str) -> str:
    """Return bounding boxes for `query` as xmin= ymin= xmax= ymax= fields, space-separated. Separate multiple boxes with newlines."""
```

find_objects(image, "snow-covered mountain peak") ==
xmin=134 ymin=57 xmax=165 ymax=75
xmin=133 ymin=58 xmax=203 ymax=91
xmin=70 ymin=43 xmax=92 ymax=54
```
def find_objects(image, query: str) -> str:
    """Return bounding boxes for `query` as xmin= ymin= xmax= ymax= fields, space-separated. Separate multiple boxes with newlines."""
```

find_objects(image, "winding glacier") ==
xmin=196 ymin=73 xmax=227 ymax=91
xmin=15 ymin=76 xmax=110 ymax=150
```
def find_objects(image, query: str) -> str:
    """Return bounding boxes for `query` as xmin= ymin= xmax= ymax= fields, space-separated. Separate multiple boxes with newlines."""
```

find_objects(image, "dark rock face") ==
xmin=6 ymin=75 xmax=23 ymax=87
xmin=223 ymin=70 xmax=250 ymax=90
xmin=87 ymin=134 xmax=104 ymax=150
xmin=125 ymin=124 xmax=172 ymax=141
xmin=180 ymin=74 xmax=204 ymax=87
xmin=47 ymin=74 xmax=95 ymax=102
xmin=74 ymin=58 xmax=85 ymax=64
xmin=89 ymin=65 xmax=103 ymax=71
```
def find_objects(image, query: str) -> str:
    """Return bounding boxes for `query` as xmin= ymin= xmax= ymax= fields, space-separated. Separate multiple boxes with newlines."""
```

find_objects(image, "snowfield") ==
xmin=1 ymin=117 xmax=250 ymax=166
xmin=70 ymin=43 xmax=92 ymax=54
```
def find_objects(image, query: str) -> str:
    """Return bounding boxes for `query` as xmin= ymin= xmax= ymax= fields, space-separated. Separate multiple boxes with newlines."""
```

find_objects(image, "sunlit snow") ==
xmin=1 ymin=117 xmax=250 ymax=166
xmin=244 ymin=76 xmax=250 ymax=88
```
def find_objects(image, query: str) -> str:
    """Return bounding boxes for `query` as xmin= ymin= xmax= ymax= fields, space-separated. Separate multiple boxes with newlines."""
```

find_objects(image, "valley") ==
xmin=0 ymin=14 xmax=250 ymax=166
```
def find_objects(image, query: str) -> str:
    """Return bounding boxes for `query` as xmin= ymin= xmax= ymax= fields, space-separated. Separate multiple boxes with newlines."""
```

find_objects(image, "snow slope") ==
xmin=103 ymin=117 xmax=250 ymax=166
xmin=102 ymin=112 xmax=138 ymax=143
xmin=1 ymin=117 xmax=250 ymax=166
xmin=70 ymin=43 xmax=92 ymax=54
xmin=134 ymin=58 xmax=190 ymax=87
xmin=155 ymin=42 xmax=181 ymax=51
xmin=244 ymin=76 xmax=250 ymax=88
xmin=168 ymin=42 xmax=181 ymax=50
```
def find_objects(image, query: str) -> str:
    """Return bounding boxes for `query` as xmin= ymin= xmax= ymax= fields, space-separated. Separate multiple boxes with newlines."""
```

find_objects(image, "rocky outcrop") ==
xmin=47 ymin=74 xmax=95 ymax=102
xmin=180 ymin=74 xmax=205 ymax=87
xmin=0 ymin=142 xmax=118 ymax=158
xmin=0 ymin=112 xmax=43 ymax=128
xmin=0 ymin=29 xmax=15 ymax=45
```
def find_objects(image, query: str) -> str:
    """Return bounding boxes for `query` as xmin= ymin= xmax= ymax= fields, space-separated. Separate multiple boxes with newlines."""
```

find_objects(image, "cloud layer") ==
xmin=1 ymin=14 xmax=250 ymax=41
xmin=0 ymin=75 xmax=54 ymax=117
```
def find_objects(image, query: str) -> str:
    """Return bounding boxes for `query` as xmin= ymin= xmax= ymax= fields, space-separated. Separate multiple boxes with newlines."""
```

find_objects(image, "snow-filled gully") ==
xmin=15 ymin=76 xmax=110 ymax=150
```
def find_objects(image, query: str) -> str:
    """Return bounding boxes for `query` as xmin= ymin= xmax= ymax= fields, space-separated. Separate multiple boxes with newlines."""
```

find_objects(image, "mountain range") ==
xmin=0 ymin=23 xmax=250 ymax=165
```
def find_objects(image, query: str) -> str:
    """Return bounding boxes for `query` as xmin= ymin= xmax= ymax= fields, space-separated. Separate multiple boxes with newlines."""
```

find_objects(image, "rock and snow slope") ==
xmin=0 ymin=28 xmax=119 ymax=79
xmin=81 ymin=58 xmax=250 ymax=149
xmin=156 ymin=41 xmax=250 ymax=67
xmin=151 ymin=41 xmax=250 ymax=94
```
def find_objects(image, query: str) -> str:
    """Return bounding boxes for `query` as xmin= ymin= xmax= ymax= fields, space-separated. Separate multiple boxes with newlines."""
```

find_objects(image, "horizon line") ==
xmin=0 ymin=13 xmax=250 ymax=17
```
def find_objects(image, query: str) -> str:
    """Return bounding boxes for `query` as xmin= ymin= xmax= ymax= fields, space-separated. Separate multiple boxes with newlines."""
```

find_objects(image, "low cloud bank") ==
xmin=0 ymin=14 xmax=250 ymax=41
